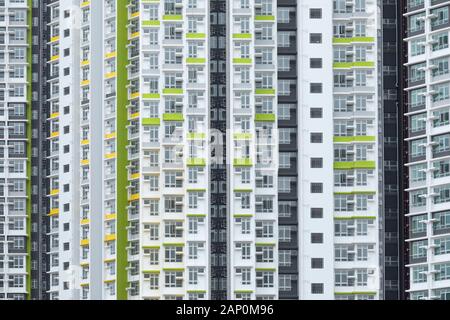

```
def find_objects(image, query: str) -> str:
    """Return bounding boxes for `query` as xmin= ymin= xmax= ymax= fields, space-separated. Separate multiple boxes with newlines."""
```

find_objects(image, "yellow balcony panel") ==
xmin=131 ymin=11 xmax=140 ymax=18
xmin=81 ymin=60 xmax=90 ymax=66
xmin=81 ymin=139 xmax=90 ymax=146
xmin=50 ymin=112 xmax=60 ymax=119
xmin=104 ymin=258 xmax=116 ymax=263
xmin=129 ymin=193 xmax=140 ymax=201
xmin=50 ymin=55 xmax=59 ymax=62
xmin=81 ymin=159 xmax=90 ymax=166
xmin=105 ymin=213 xmax=117 ymax=220
xmin=130 ymin=173 xmax=140 ymax=180
xmin=104 ymin=234 xmax=116 ymax=242
xmin=48 ymin=208 xmax=59 ymax=216
xmin=50 ymin=189 xmax=59 ymax=196
xmin=50 ymin=36 xmax=60 ymax=43
xmin=81 ymin=1 xmax=90 ymax=8
xmin=105 ymin=152 xmax=117 ymax=159
xmin=105 ymin=52 xmax=117 ymax=59
xmin=130 ymin=31 xmax=140 ymax=39
xmin=130 ymin=92 xmax=140 ymax=100
xmin=130 ymin=112 xmax=140 ymax=119
xmin=81 ymin=219 xmax=90 ymax=225
xmin=105 ymin=72 xmax=117 ymax=79
xmin=50 ymin=131 xmax=59 ymax=138
xmin=81 ymin=80 xmax=90 ymax=86
xmin=80 ymin=239 xmax=89 ymax=246
xmin=105 ymin=132 xmax=116 ymax=139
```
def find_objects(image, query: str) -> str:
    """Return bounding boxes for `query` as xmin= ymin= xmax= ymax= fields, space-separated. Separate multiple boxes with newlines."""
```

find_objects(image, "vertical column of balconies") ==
xmin=124 ymin=0 xmax=140 ymax=300
xmin=229 ymin=0 xmax=278 ymax=300
xmin=381 ymin=0 xmax=401 ymax=300
xmin=332 ymin=0 xmax=380 ymax=300
xmin=184 ymin=0 xmax=210 ymax=300
xmin=277 ymin=0 xmax=298 ymax=300
xmin=137 ymin=0 xmax=163 ymax=300
xmin=158 ymin=0 xmax=187 ymax=300
xmin=79 ymin=0 xmax=91 ymax=299
xmin=45 ymin=0 xmax=61 ymax=300
xmin=101 ymin=0 xmax=121 ymax=299
xmin=253 ymin=0 xmax=278 ymax=300
xmin=209 ymin=0 xmax=228 ymax=300
xmin=0 ymin=0 xmax=31 ymax=300
xmin=404 ymin=0 xmax=450 ymax=300
xmin=30 ymin=0 xmax=50 ymax=300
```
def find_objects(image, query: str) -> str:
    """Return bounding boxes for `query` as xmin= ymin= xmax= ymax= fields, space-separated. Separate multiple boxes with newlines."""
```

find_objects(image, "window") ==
xmin=310 ymin=108 xmax=323 ymax=118
xmin=431 ymin=6 xmax=449 ymax=29
xmin=310 ymin=33 xmax=322 ymax=43
xmin=432 ymin=32 xmax=449 ymax=51
xmin=409 ymin=12 xmax=425 ymax=33
xmin=311 ymin=208 xmax=323 ymax=219
xmin=256 ymin=271 xmax=274 ymax=288
xmin=311 ymin=233 xmax=323 ymax=243
xmin=311 ymin=258 xmax=324 ymax=269
xmin=309 ymin=8 xmax=322 ymax=19
xmin=310 ymin=132 xmax=323 ymax=143
xmin=310 ymin=83 xmax=323 ymax=93
xmin=311 ymin=158 xmax=323 ymax=168
xmin=279 ymin=275 xmax=293 ymax=292
xmin=310 ymin=58 xmax=322 ymax=68
xmin=311 ymin=283 xmax=324 ymax=294
xmin=310 ymin=183 xmax=323 ymax=193
xmin=411 ymin=37 xmax=426 ymax=56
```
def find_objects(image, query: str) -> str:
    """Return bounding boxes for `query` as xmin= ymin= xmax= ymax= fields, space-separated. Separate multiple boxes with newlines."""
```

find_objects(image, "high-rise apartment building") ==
xmin=0 ymin=0 xmax=32 ymax=300
xmin=402 ymin=0 xmax=450 ymax=300
xmin=4 ymin=0 xmax=450 ymax=302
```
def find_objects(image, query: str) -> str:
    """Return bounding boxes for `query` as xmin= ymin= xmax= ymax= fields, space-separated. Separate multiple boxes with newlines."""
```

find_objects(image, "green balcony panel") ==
xmin=142 ymin=93 xmax=160 ymax=99
xmin=142 ymin=118 xmax=161 ymax=126
xmin=333 ymin=136 xmax=376 ymax=142
xmin=334 ymin=191 xmax=376 ymax=195
xmin=233 ymin=58 xmax=252 ymax=64
xmin=333 ymin=61 xmax=375 ymax=69
xmin=187 ymin=132 xmax=206 ymax=140
xmin=186 ymin=57 xmax=206 ymax=64
xmin=186 ymin=33 xmax=206 ymax=39
xmin=233 ymin=33 xmax=252 ymax=39
xmin=334 ymin=216 xmax=377 ymax=220
xmin=234 ymin=158 xmax=253 ymax=166
xmin=255 ymin=15 xmax=275 ymax=21
xmin=163 ymin=88 xmax=183 ymax=95
xmin=334 ymin=161 xmax=376 ymax=170
xmin=142 ymin=20 xmax=160 ymax=26
xmin=234 ymin=214 xmax=254 ymax=218
xmin=335 ymin=291 xmax=377 ymax=296
xmin=234 ymin=133 xmax=253 ymax=140
xmin=163 ymin=113 xmax=184 ymax=121
xmin=255 ymin=88 xmax=275 ymax=95
xmin=255 ymin=113 xmax=276 ymax=122
xmin=162 ymin=15 xmax=182 ymax=20
xmin=187 ymin=158 xmax=206 ymax=166
xmin=333 ymin=37 xmax=375 ymax=44
xmin=187 ymin=188 xmax=207 ymax=192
